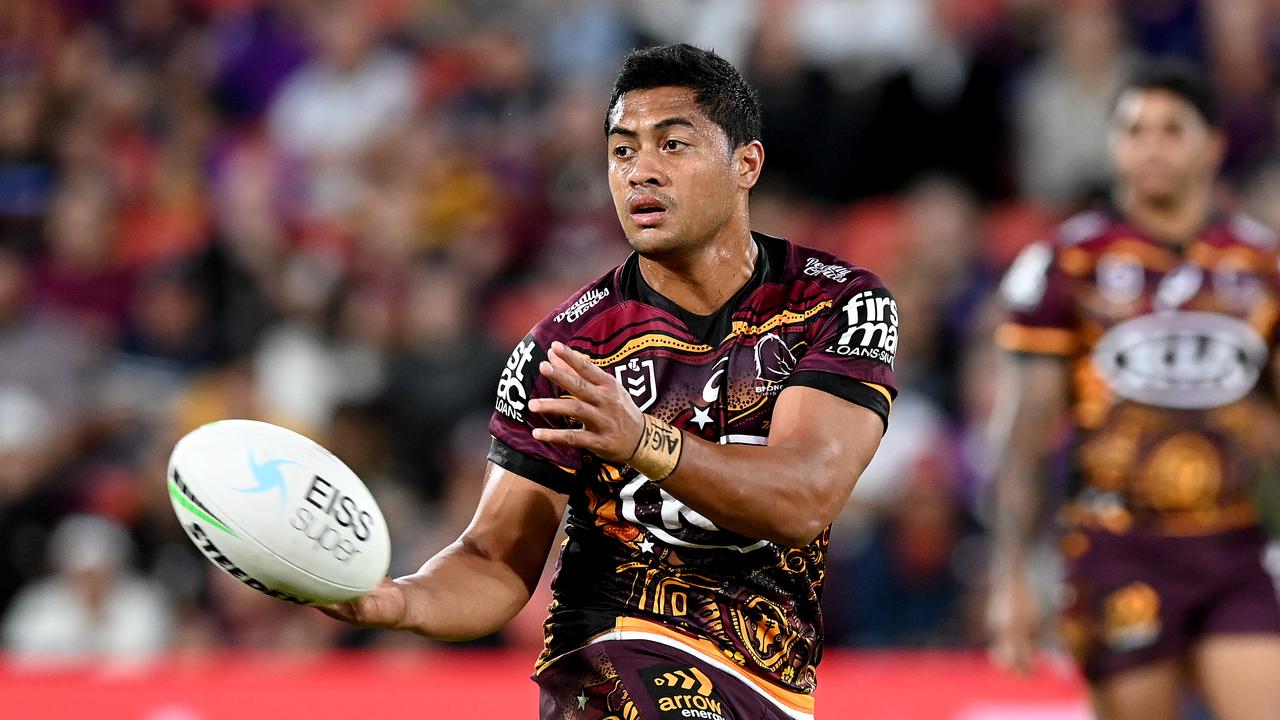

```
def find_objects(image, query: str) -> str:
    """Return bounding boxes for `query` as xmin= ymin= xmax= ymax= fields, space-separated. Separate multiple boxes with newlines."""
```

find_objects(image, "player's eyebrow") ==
xmin=607 ymin=117 xmax=698 ymax=138
xmin=653 ymin=116 xmax=696 ymax=131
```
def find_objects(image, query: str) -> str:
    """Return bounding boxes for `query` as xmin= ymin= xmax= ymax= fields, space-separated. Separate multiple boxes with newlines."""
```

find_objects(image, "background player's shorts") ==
xmin=537 ymin=639 xmax=806 ymax=720
xmin=1060 ymin=525 xmax=1280 ymax=682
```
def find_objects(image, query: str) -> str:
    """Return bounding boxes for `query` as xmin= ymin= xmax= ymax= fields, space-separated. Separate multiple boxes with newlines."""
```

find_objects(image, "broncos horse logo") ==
xmin=754 ymin=333 xmax=797 ymax=387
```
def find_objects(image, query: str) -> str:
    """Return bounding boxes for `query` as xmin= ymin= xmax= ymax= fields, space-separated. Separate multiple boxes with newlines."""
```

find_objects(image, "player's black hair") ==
xmin=1116 ymin=58 xmax=1218 ymax=127
xmin=605 ymin=43 xmax=762 ymax=149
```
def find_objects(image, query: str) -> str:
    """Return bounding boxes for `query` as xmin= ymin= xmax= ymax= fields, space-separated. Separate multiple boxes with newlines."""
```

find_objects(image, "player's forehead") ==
xmin=606 ymin=86 xmax=715 ymax=136
xmin=1113 ymin=88 xmax=1204 ymax=129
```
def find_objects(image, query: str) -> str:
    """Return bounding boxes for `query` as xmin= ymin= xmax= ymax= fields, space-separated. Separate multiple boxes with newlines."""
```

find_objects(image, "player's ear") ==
xmin=1206 ymin=127 xmax=1226 ymax=171
xmin=736 ymin=140 xmax=764 ymax=191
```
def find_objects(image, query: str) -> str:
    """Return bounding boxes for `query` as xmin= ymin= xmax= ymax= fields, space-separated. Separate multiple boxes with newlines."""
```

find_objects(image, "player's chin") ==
xmin=625 ymin=225 xmax=682 ymax=256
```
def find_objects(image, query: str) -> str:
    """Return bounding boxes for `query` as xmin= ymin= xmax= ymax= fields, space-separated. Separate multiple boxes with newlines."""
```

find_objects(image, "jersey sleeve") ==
xmin=487 ymin=332 xmax=583 ymax=494
xmin=995 ymin=241 xmax=1079 ymax=356
xmin=786 ymin=275 xmax=899 ymax=430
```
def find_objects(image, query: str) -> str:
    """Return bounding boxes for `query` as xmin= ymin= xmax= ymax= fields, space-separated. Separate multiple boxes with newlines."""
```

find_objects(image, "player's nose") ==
xmin=627 ymin=148 xmax=668 ymax=187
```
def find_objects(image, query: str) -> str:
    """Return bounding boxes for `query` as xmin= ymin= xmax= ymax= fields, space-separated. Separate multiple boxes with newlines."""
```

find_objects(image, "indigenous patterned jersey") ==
xmin=488 ymin=233 xmax=897 ymax=701
xmin=998 ymin=209 xmax=1280 ymax=535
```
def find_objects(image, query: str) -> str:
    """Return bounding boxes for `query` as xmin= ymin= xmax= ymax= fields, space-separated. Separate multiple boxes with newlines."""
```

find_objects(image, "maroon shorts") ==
xmin=536 ymin=639 xmax=806 ymax=720
xmin=1060 ymin=526 xmax=1280 ymax=682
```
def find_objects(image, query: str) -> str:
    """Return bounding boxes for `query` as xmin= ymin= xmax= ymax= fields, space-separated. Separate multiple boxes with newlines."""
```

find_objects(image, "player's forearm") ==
xmin=987 ymin=355 xmax=1067 ymax=575
xmin=991 ymin=456 xmax=1042 ymax=574
xmin=657 ymin=437 xmax=853 ymax=547
xmin=393 ymin=538 xmax=534 ymax=641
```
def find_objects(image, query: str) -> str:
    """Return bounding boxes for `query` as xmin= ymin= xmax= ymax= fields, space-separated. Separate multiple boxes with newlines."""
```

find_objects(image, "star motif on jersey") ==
xmin=576 ymin=692 xmax=588 ymax=710
xmin=690 ymin=404 xmax=713 ymax=430
xmin=638 ymin=536 xmax=655 ymax=554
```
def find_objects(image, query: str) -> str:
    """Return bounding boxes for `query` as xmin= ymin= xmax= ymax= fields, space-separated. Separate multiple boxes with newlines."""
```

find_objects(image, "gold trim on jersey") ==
xmin=1060 ymin=240 xmax=1179 ymax=276
xmin=591 ymin=334 xmax=713 ymax=367
xmin=1187 ymin=243 xmax=1276 ymax=273
xmin=1248 ymin=297 xmax=1280 ymax=339
xmin=862 ymin=382 xmax=894 ymax=408
xmin=723 ymin=302 xmax=833 ymax=344
xmin=996 ymin=323 xmax=1078 ymax=355
xmin=588 ymin=302 xmax=834 ymax=367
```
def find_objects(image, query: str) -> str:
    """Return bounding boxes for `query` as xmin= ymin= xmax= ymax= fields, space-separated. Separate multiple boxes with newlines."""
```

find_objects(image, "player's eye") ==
xmin=613 ymin=145 xmax=634 ymax=158
xmin=664 ymin=139 xmax=687 ymax=151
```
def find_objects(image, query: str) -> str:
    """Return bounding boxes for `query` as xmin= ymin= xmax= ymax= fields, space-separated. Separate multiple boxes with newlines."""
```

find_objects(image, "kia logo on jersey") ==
xmin=1091 ymin=312 xmax=1267 ymax=409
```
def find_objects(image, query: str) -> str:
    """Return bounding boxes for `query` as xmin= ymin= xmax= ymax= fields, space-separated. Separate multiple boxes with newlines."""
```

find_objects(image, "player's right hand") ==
xmin=987 ymin=568 xmax=1039 ymax=675
xmin=315 ymin=577 xmax=409 ymax=630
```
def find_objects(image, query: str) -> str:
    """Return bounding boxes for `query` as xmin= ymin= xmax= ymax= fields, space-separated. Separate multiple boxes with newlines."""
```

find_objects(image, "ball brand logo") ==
xmin=291 ymin=475 xmax=374 ymax=563
xmin=555 ymin=288 xmax=609 ymax=323
xmin=496 ymin=339 xmax=536 ymax=422
xmin=185 ymin=522 xmax=308 ymax=605
xmin=233 ymin=450 xmax=299 ymax=504
xmin=1092 ymin=311 xmax=1266 ymax=409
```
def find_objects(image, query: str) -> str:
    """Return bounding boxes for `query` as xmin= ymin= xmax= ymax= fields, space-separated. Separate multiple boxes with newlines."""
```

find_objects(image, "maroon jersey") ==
xmin=488 ymin=233 xmax=897 ymax=705
xmin=998 ymin=209 xmax=1280 ymax=535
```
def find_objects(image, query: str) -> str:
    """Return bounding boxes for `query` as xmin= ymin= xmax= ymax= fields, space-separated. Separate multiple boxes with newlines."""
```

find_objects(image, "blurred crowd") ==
xmin=3 ymin=0 xmax=1280 ymax=665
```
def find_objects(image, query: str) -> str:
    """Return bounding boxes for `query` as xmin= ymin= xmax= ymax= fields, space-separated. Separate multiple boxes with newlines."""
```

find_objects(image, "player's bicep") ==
xmin=459 ymin=461 xmax=567 ymax=593
xmin=769 ymin=385 xmax=885 ymax=503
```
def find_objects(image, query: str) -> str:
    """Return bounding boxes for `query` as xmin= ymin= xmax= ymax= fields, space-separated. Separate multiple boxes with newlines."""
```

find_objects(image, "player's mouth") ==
xmin=628 ymin=194 xmax=669 ymax=227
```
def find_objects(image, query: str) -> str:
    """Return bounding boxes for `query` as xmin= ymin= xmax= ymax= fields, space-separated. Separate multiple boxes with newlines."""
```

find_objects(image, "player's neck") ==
xmin=637 ymin=222 xmax=759 ymax=317
xmin=1118 ymin=186 xmax=1213 ymax=246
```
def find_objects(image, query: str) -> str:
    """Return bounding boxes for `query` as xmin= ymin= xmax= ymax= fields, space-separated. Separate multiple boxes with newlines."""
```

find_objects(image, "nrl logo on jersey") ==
xmin=496 ymin=338 xmax=536 ymax=422
xmin=753 ymin=333 xmax=796 ymax=395
xmin=554 ymin=288 xmax=609 ymax=323
xmin=615 ymin=357 xmax=658 ymax=412
xmin=804 ymin=257 xmax=852 ymax=283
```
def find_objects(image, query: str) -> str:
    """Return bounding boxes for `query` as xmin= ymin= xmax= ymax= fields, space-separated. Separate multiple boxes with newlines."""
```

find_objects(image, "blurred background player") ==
xmin=988 ymin=60 xmax=1280 ymax=720
xmin=320 ymin=44 xmax=896 ymax=719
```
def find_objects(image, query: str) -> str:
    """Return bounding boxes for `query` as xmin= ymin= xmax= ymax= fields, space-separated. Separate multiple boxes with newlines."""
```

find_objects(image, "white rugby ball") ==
xmin=167 ymin=419 xmax=391 ymax=605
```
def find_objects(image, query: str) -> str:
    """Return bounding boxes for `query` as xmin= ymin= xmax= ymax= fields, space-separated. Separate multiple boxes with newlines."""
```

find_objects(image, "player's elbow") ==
xmin=765 ymin=491 xmax=838 ymax=548
xmin=765 ymin=468 xmax=850 ymax=547
xmin=767 ymin=517 xmax=828 ymax=548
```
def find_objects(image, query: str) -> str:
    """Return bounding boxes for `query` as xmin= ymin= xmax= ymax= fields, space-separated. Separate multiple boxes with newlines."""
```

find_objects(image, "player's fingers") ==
xmin=314 ymin=602 xmax=356 ymax=623
xmin=549 ymin=342 xmax=612 ymax=385
xmin=529 ymin=396 xmax=598 ymax=423
xmin=532 ymin=426 xmax=596 ymax=450
xmin=540 ymin=354 xmax=599 ymax=403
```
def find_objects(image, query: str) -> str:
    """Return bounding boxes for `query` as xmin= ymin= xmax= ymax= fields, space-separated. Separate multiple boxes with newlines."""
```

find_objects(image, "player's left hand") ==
xmin=529 ymin=341 xmax=645 ymax=463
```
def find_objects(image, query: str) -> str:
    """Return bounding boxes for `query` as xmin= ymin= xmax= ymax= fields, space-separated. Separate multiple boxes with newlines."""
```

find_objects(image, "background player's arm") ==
xmin=986 ymin=352 xmax=1069 ymax=673
xmin=989 ymin=353 xmax=1068 ymax=570
xmin=318 ymin=462 xmax=565 ymax=641
xmin=531 ymin=342 xmax=882 ymax=548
